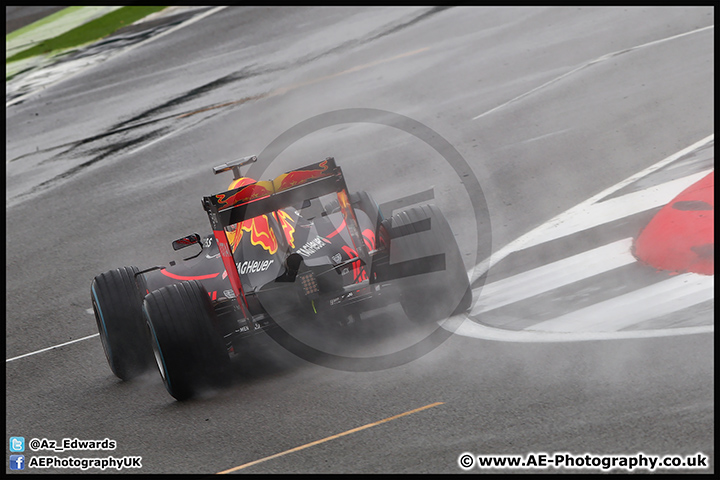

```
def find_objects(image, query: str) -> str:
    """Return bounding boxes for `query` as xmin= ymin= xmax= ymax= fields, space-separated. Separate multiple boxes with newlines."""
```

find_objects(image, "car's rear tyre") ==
xmin=91 ymin=266 xmax=154 ymax=380
xmin=384 ymin=205 xmax=472 ymax=323
xmin=142 ymin=281 xmax=230 ymax=401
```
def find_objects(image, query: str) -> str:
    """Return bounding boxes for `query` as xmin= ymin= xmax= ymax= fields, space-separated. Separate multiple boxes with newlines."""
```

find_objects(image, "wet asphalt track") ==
xmin=6 ymin=7 xmax=714 ymax=473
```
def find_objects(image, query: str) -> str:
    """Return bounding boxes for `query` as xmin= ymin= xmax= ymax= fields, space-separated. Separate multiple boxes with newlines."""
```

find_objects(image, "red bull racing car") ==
xmin=91 ymin=156 xmax=471 ymax=400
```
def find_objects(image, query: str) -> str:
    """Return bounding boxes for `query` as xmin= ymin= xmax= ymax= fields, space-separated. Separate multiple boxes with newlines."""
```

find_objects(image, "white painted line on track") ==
xmin=446 ymin=315 xmax=713 ymax=343
xmin=468 ymin=134 xmax=714 ymax=285
xmin=471 ymin=237 xmax=636 ymax=315
xmin=6 ymin=333 xmax=99 ymax=363
xmin=521 ymin=168 xmax=713 ymax=250
xmin=472 ymin=25 xmax=714 ymax=121
xmin=526 ymin=273 xmax=714 ymax=333
xmin=517 ymin=128 xmax=573 ymax=145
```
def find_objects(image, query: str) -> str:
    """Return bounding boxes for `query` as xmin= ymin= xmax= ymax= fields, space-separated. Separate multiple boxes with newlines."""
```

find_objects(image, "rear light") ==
xmin=298 ymin=271 xmax=319 ymax=296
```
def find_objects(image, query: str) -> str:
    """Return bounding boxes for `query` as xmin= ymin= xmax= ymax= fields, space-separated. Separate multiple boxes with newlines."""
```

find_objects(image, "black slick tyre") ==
xmin=91 ymin=266 xmax=154 ymax=380
xmin=142 ymin=280 xmax=230 ymax=401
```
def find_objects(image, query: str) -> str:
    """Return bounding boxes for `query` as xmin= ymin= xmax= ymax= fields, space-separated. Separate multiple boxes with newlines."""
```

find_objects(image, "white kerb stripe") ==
xmin=471 ymin=237 xmax=635 ymax=315
xmin=521 ymin=169 xmax=713 ymax=251
xmin=526 ymin=273 xmax=714 ymax=333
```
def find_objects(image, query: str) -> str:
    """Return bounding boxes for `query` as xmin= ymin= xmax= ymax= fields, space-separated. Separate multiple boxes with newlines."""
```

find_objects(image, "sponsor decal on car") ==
xmin=340 ymin=229 xmax=377 ymax=283
xmin=237 ymin=259 xmax=275 ymax=275
xmin=296 ymin=235 xmax=330 ymax=257
xmin=226 ymin=214 xmax=278 ymax=254
xmin=226 ymin=210 xmax=297 ymax=255
xmin=276 ymin=210 xmax=297 ymax=248
xmin=273 ymin=159 xmax=331 ymax=192
xmin=215 ymin=180 xmax=274 ymax=210
xmin=221 ymin=176 xmax=297 ymax=255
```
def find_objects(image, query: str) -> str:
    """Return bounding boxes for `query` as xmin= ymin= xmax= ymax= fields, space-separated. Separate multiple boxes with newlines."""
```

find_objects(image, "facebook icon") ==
xmin=10 ymin=455 xmax=25 ymax=470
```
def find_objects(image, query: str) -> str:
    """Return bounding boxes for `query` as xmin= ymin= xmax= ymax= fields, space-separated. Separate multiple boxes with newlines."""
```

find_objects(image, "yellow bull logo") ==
xmin=223 ymin=176 xmax=299 ymax=255
xmin=225 ymin=208 xmax=296 ymax=255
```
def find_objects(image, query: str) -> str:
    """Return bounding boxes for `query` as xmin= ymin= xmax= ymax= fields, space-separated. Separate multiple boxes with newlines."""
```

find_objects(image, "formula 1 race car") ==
xmin=91 ymin=156 xmax=471 ymax=400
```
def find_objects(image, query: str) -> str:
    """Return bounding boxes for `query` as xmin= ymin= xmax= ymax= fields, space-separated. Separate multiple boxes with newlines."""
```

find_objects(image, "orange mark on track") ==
xmin=217 ymin=402 xmax=443 ymax=474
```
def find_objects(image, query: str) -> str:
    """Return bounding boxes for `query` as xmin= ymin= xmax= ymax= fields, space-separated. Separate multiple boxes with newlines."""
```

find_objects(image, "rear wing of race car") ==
xmin=202 ymin=157 xmax=368 ymax=306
